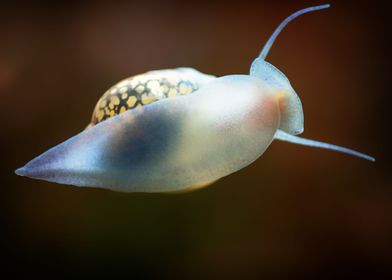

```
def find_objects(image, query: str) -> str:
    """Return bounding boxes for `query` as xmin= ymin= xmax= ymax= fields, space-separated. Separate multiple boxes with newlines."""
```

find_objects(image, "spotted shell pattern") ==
xmin=90 ymin=69 xmax=212 ymax=126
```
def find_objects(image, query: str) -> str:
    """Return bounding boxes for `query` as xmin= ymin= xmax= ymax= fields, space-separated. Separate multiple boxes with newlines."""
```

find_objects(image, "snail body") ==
xmin=15 ymin=4 xmax=374 ymax=193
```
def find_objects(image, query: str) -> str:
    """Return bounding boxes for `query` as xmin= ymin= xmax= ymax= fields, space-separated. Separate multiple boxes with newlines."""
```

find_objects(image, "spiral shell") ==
xmin=90 ymin=68 xmax=215 ymax=126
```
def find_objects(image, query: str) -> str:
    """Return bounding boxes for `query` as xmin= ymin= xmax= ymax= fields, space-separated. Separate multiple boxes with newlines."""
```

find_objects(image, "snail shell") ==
xmin=89 ymin=68 xmax=215 ymax=127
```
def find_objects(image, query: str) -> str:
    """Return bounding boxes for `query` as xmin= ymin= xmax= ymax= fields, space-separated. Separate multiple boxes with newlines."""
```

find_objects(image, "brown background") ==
xmin=1 ymin=0 xmax=391 ymax=278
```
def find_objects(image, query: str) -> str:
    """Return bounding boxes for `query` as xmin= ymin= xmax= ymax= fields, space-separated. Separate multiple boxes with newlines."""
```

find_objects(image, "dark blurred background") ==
xmin=1 ymin=0 xmax=391 ymax=278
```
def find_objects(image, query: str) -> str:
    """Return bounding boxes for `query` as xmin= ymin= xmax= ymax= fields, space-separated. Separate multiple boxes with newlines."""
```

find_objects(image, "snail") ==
xmin=15 ymin=4 xmax=375 ymax=193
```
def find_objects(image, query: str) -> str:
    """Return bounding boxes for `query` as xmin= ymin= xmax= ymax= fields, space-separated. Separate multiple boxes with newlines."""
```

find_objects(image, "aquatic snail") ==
xmin=15 ymin=4 xmax=375 ymax=193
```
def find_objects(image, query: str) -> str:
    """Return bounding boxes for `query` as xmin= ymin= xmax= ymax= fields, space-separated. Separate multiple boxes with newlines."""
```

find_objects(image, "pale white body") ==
xmin=16 ymin=76 xmax=280 ymax=192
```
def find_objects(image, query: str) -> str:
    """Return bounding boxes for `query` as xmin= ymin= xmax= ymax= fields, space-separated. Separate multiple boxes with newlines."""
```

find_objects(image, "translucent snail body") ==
xmin=15 ymin=4 xmax=374 ymax=193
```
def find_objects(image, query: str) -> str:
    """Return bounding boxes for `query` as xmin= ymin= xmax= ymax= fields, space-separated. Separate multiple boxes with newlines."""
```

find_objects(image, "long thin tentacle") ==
xmin=274 ymin=130 xmax=375 ymax=162
xmin=259 ymin=4 xmax=330 ymax=60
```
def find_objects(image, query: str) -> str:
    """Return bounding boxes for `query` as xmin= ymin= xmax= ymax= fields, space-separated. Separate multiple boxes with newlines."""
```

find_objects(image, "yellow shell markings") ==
xmin=90 ymin=72 xmax=199 ymax=126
